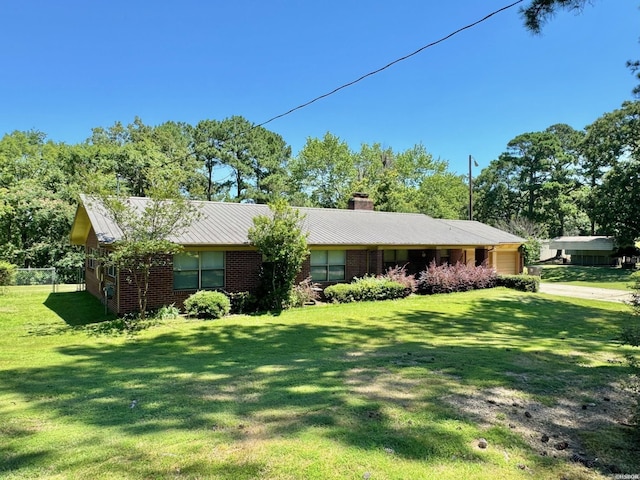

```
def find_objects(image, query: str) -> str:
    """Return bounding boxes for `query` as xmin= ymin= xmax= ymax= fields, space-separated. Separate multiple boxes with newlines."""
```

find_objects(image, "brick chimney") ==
xmin=348 ymin=193 xmax=374 ymax=211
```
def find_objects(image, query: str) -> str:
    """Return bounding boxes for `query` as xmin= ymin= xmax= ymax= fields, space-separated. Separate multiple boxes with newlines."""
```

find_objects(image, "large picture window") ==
xmin=173 ymin=251 xmax=224 ymax=290
xmin=310 ymin=250 xmax=345 ymax=282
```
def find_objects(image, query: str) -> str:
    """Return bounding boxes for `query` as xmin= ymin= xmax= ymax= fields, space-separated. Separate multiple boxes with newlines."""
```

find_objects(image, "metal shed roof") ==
xmin=549 ymin=236 xmax=615 ymax=251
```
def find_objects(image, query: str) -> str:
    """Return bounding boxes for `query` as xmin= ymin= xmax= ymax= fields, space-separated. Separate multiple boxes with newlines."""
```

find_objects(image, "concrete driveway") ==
xmin=539 ymin=283 xmax=633 ymax=303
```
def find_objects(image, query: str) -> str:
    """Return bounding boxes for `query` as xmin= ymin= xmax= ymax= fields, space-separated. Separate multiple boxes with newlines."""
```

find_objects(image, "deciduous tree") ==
xmin=95 ymin=181 xmax=199 ymax=319
xmin=248 ymin=200 xmax=309 ymax=311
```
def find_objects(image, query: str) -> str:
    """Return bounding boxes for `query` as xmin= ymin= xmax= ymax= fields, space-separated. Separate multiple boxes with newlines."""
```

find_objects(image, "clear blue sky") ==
xmin=1 ymin=1 xmax=637 ymax=175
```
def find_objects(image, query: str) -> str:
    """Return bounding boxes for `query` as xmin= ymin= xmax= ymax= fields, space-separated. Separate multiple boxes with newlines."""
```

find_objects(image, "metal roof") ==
xmin=549 ymin=236 xmax=615 ymax=251
xmin=74 ymin=195 xmax=523 ymax=248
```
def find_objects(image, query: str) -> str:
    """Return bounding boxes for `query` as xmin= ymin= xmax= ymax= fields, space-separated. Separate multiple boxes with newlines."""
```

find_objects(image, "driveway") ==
xmin=539 ymin=283 xmax=633 ymax=303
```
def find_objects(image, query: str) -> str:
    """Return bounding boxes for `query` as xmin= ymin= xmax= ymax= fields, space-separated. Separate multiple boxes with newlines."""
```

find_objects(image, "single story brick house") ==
xmin=70 ymin=194 xmax=524 ymax=314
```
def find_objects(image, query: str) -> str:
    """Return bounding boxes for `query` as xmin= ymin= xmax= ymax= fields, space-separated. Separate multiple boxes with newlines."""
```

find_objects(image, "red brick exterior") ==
xmin=86 ymin=243 xmax=266 ymax=315
xmin=82 ymin=228 xmax=520 ymax=315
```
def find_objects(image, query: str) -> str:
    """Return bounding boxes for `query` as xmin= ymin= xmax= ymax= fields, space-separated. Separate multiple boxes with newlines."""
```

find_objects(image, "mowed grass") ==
xmin=0 ymin=285 xmax=638 ymax=479
xmin=541 ymin=265 xmax=635 ymax=290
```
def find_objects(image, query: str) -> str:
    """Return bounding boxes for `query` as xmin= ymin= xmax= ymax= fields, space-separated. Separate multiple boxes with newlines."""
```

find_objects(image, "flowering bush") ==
xmin=417 ymin=261 xmax=497 ymax=295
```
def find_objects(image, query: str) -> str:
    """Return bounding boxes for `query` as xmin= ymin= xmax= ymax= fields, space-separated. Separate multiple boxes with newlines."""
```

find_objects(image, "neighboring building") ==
xmin=70 ymin=194 xmax=524 ymax=314
xmin=549 ymin=236 xmax=616 ymax=266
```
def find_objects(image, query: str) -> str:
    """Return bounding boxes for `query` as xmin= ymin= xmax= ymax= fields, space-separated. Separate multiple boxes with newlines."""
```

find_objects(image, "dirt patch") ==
xmin=444 ymin=384 xmax=635 ymax=475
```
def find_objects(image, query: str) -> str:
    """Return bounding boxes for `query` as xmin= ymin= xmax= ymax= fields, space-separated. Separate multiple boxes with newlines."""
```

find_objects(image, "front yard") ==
xmin=541 ymin=265 xmax=635 ymax=290
xmin=1 ymin=286 xmax=638 ymax=479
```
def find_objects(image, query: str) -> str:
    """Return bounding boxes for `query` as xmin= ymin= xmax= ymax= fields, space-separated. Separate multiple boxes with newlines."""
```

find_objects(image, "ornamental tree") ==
xmin=248 ymin=200 xmax=309 ymax=311
xmin=96 ymin=180 xmax=198 ymax=319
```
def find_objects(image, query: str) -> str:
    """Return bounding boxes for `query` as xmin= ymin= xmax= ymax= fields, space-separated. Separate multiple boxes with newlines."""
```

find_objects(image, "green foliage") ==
xmin=14 ymin=268 xmax=56 ymax=286
xmin=289 ymin=132 xmax=356 ymax=208
xmin=521 ymin=237 xmax=542 ymax=266
xmin=184 ymin=290 xmax=231 ymax=319
xmin=192 ymin=116 xmax=291 ymax=203
xmin=248 ymin=200 xmax=309 ymax=310
xmin=0 ymin=260 xmax=16 ymax=287
xmin=289 ymin=138 xmax=466 ymax=217
xmin=152 ymin=304 xmax=181 ymax=320
xmin=95 ymin=186 xmax=199 ymax=319
xmin=289 ymin=277 xmax=321 ymax=308
xmin=226 ymin=291 xmax=258 ymax=314
xmin=54 ymin=249 xmax=85 ymax=283
xmin=624 ymin=271 xmax=640 ymax=429
xmin=628 ymin=271 xmax=640 ymax=321
xmin=324 ymin=276 xmax=408 ymax=303
xmin=496 ymin=274 xmax=540 ymax=292
xmin=474 ymin=125 xmax=584 ymax=238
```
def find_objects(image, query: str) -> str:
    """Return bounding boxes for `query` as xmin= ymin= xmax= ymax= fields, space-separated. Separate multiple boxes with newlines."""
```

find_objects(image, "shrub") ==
xmin=289 ymin=277 xmax=321 ymax=308
xmin=381 ymin=265 xmax=417 ymax=296
xmin=324 ymin=276 xmax=408 ymax=303
xmin=417 ymin=262 xmax=497 ymax=295
xmin=152 ymin=304 xmax=180 ymax=320
xmin=521 ymin=237 xmax=542 ymax=266
xmin=0 ymin=261 xmax=16 ymax=287
xmin=496 ymin=274 xmax=539 ymax=292
xmin=184 ymin=291 xmax=231 ymax=319
xmin=226 ymin=291 xmax=258 ymax=314
xmin=248 ymin=201 xmax=308 ymax=311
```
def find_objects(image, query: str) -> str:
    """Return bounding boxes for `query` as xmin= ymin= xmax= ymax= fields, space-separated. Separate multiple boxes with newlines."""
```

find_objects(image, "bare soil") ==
xmin=444 ymin=382 xmax=637 ymax=477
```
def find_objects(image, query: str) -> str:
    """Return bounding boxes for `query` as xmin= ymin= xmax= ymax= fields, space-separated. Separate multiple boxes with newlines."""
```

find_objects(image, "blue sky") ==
xmin=1 ymin=1 xmax=637 ymax=175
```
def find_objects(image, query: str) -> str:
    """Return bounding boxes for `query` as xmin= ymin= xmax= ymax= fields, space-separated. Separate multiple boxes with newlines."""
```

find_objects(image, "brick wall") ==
xmin=116 ymin=256 xmax=174 ymax=314
xmin=96 ymin=247 xmax=407 ymax=315
xmin=117 ymin=250 xmax=265 ymax=315
xmin=226 ymin=251 xmax=263 ymax=292
xmin=346 ymin=250 xmax=368 ymax=279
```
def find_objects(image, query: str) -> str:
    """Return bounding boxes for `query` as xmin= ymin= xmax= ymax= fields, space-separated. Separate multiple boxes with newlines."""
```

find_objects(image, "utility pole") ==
xmin=468 ymin=155 xmax=478 ymax=221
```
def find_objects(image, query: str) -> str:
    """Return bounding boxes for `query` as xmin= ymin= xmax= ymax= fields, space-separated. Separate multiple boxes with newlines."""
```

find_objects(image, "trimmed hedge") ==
xmin=184 ymin=291 xmax=231 ymax=319
xmin=496 ymin=274 xmax=539 ymax=292
xmin=417 ymin=262 xmax=497 ymax=295
xmin=324 ymin=276 xmax=409 ymax=303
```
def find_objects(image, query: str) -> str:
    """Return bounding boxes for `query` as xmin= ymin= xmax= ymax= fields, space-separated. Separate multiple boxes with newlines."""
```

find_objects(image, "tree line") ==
xmin=0 ymin=116 xmax=467 ymax=274
xmin=474 ymin=101 xmax=640 ymax=247
xmin=1 ymin=98 xmax=638 ymax=276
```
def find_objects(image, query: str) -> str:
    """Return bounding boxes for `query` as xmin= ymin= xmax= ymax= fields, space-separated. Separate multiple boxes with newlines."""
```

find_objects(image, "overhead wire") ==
xmin=163 ymin=0 xmax=525 ymax=172
xmin=254 ymin=0 xmax=525 ymax=129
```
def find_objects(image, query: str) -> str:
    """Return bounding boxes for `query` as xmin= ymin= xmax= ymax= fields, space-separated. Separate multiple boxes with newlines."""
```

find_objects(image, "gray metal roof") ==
xmin=78 ymin=195 xmax=523 ymax=248
xmin=549 ymin=236 xmax=614 ymax=251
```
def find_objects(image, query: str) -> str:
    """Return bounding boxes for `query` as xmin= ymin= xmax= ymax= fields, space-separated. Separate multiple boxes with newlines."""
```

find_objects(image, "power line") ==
xmin=163 ymin=0 xmax=525 ymax=171
xmin=255 ymin=0 xmax=525 ymax=129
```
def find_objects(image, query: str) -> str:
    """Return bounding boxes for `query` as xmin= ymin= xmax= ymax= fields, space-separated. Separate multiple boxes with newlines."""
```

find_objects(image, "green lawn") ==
xmin=1 ymin=285 xmax=638 ymax=479
xmin=540 ymin=265 xmax=635 ymax=290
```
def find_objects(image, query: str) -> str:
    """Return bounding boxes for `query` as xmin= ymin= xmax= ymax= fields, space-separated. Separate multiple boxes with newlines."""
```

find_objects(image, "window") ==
xmin=173 ymin=251 xmax=224 ymax=290
xmin=310 ymin=250 xmax=345 ymax=282
xmin=384 ymin=249 xmax=408 ymax=268
xmin=87 ymin=248 xmax=96 ymax=269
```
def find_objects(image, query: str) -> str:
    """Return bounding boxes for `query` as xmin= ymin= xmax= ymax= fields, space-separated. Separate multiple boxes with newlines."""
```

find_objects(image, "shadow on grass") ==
xmin=43 ymin=291 xmax=116 ymax=326
xmin=2 ymin=292 xmax=638 ymax=476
